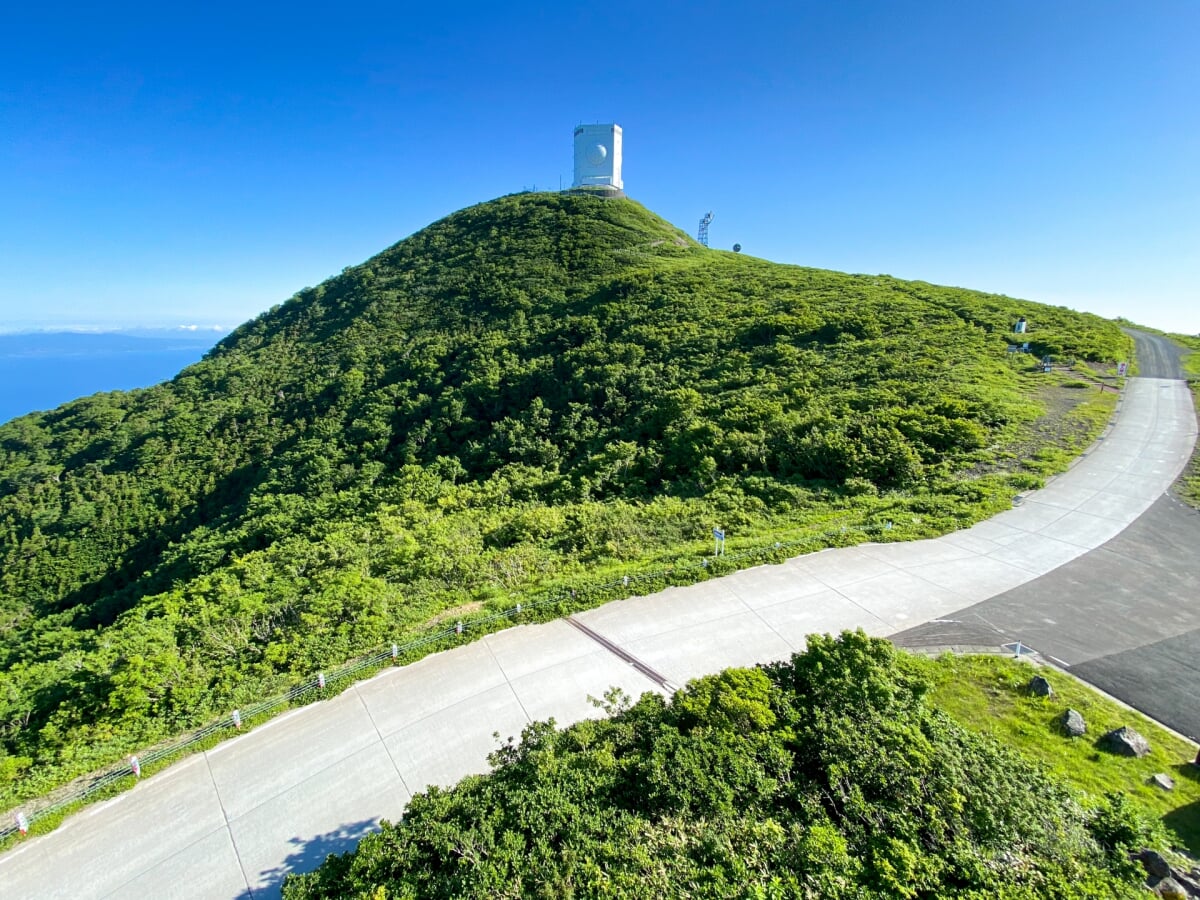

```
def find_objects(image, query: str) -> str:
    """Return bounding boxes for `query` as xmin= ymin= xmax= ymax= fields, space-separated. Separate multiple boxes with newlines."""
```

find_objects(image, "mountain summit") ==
xmin=0 ymin=193 xmax=1127 ymax=802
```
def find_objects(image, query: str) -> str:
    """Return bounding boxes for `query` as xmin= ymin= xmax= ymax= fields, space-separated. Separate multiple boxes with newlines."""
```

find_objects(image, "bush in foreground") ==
xmin=284 ymin=632 xmax=1149 ymax=899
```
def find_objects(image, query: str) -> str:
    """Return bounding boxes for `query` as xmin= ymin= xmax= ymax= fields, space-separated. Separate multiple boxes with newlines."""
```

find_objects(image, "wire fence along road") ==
xmin=2 ymin=518 xmax=900 ymax=844
xmin=3 ymin=371 xmax=1194 ymax=900
xmin=4 ymin=353 xmax=1150 ymax=845
xmin=6 ymin=347 xmax=1183 ymax=848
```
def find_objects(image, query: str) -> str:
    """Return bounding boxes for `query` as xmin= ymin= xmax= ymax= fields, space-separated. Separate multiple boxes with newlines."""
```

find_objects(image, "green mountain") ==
xmin=0 ymin=193 xmax=1129 ymax=802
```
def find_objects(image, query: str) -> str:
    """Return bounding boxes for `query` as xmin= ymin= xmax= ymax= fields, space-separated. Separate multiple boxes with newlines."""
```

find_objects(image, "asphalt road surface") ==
xmin=896 ymin=328 xmax=1200 ymax=738
xmin=1124 ymin=326 xmax=1188 ymax=379
xmin=893 ymin=491 xmax=1200 ymax=738
xmin=1 ymin=331 xmax=1195 ymax=899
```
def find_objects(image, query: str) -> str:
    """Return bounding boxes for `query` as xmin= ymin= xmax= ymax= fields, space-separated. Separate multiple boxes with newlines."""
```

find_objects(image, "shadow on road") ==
xmin=256 ymin=817 xmax=379 ymax=899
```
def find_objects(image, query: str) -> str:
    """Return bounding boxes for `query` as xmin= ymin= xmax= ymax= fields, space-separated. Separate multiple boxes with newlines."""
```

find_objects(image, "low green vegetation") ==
xmin=0 ymin=192 xmax=1132 ymax=811
xmin=924 ymin=654 xmax=1200 ymax=853
xmin=1170 ymin=333 xmax=1200 ymax=508
xmin=981 ymin=379 xmax=1117 ymax=480
xmin=1174 ymin=332 xmax=1200 ymax=376
xmin=1180 ymin=397 xmax=1200 ymax=508
xmin=1113 ymin=318 xmax=1200 ymax=507
xmin=282 ymin=633 xmax=1167 ymax=899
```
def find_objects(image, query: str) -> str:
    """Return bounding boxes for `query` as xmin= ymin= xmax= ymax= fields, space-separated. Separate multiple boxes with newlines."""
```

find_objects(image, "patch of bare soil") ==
xmin=969 ymin=376 xmax=1113 ymax=478
xmin=420 ymin=601 xmax=484 ymax=629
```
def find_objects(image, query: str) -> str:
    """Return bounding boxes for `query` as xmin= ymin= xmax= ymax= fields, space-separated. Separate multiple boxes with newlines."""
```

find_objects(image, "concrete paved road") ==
xmin=1 ymin=622 xmax=663 ymax=899
xmin=896 ymin=328 xmax=1200 ymax=738
xmin=892 ymin=491 xmax=1200 ymax=738
xmin=1 ymin=358 xmax=1195 ymax=899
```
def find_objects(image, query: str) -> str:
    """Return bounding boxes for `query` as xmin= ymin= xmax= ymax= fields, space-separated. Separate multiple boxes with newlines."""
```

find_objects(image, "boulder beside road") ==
xmin=1100 ymin=726 xmax=1151 ymax=757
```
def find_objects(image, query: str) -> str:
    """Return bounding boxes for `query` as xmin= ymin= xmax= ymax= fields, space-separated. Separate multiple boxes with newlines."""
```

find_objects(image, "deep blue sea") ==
xmin=0 ymin=332 xmax=221 ymax=425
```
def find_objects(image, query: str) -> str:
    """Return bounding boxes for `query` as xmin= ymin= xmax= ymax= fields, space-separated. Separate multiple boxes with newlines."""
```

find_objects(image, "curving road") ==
xmin=1126 ymin=326 xmax=1189 ymax=379
xmin=895 ymin=327 xmax=1200 ymax=737
xmin=1 ymin=330 xmax=1196 ymax=899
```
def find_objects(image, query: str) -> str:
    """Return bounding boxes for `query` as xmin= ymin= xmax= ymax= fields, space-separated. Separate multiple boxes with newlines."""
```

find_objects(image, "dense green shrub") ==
xmin=283 ymin=632 xmax=1147 ymax=899
xmin=0 ymin=193 xmax=1131 ymax=805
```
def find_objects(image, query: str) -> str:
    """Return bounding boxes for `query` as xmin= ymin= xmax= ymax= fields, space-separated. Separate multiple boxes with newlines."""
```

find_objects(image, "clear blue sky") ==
xmin=2 ymin=1 xmax=1197 ymax=334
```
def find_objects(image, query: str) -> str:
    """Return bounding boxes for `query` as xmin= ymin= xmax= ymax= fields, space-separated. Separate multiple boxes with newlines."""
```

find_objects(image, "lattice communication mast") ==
xmin=698 ymin=211 xmax=713 ymax=247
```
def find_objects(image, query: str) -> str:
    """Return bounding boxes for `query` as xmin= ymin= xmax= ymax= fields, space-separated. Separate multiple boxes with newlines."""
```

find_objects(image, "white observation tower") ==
xmin=571 ymin=123 xmax=624 ymax=196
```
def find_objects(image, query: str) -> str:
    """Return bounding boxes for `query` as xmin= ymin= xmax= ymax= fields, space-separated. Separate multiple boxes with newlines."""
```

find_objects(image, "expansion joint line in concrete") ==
xmin=202 ymin=751 xmax=257 ymax=899
xmin=351 ymin=686 xmax=412 ymax=798
xmin=734 ymin=595 xmax=805 ymax=654
xmin=565 ymin=617 xmax=680 ymax=693
xmin=482 ymin=637 xmax=535 ymax=726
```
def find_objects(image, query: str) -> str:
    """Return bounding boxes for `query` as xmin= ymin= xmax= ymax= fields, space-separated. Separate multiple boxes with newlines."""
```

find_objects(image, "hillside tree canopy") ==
xmin=0 ymin=193 xmax=1131 ymax=806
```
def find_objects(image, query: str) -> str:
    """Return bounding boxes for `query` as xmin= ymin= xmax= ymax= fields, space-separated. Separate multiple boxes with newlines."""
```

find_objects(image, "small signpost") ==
xmin=1117 ymin=361 xmax=1129 ymax=376
xmin=16 ymin=811 xmax=29 ymax=835
xmin=317 ymin=672 xmax=326 ymax=690
xmin=1001 ymin=640 xmax=1030 ymax=658
xmin=713 ymin=527 xmax=726 ymax=557
xmin=231 ymin=709 xmax=242 ymax=729
xmin=130 ymin=755 xmax=141 ymax=778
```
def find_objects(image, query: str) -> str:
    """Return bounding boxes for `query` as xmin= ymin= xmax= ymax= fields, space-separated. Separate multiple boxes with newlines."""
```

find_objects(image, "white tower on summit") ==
xmin=572 ymin=123 xmax=623 ymax=194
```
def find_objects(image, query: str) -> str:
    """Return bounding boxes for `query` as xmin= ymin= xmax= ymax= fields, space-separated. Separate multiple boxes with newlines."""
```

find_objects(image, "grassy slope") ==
xmin=1114 ymin=319 xmax=1200 ymax=507
xmin=985 ymin=378 xmax=1118 ymax=481
xmin=0 ymin=193 xmax=1133 ymax=811
xmin=926 ymin=654 xmax=1200 ymax=854
xmin=1172 ymin=335 xmax=1200 ymax=507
